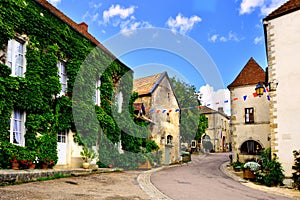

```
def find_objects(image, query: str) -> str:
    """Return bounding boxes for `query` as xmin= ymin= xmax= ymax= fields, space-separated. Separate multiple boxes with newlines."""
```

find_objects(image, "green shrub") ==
xmin=256 ymin=149 xmax=284 ymax=187
xmin=292 ymin=150 xmax=300 ymax=190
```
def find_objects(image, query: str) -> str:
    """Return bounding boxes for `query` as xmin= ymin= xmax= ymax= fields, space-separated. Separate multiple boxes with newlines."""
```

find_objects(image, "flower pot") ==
xmin=42 ymin=163 xmax=48 ymax=169
xmin=243 ymin=168 xmax=255 ymax=179
xmin=82 ymin=162 xmax=90 ymax=169
xmin=28 ymin=163 xmax=36 ymax=169
xmin=11 ymin=162 xmax=20 ymax=170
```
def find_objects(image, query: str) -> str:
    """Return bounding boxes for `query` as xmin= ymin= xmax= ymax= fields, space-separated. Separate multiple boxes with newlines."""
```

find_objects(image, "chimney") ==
xmin=78 ymin=22 xmax=88 ymax=32
xmin=218 ymin=107 xmax=224 ymax=113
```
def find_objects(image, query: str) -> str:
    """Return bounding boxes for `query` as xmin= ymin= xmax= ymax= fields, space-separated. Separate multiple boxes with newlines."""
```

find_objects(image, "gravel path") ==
xmin=0 ymin=171 xmax=151 ymax=200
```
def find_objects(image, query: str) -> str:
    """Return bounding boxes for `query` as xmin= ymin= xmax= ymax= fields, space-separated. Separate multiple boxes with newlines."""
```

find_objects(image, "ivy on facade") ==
xmin=0 ymin=0 xmax=158 ymax=169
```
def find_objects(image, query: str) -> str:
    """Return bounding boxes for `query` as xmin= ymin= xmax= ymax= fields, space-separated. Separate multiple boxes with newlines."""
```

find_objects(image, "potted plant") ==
xmin=10 ymin=157 xmax=19 ymax=170
xmin=80 ymin=146 xmax=97 ymax=169
xmin=243 ymin=161 xmax=260 ymax=179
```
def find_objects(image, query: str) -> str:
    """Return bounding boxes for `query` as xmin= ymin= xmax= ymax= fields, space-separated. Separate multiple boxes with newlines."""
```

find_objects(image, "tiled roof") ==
xmin=133 ymin=72 xmax=165 ymax=95
xmin=227 ymin=57 xmax=265 ymax=89
xmin=264 ymin=0 xmax=300 ymax=21
xmin=200 ymin=106 xmax=230 ymax=118
xmin=35 ymin=0 xmax=115 ymax=58
xmin=200 ymin=106 xmax=217 ymax=114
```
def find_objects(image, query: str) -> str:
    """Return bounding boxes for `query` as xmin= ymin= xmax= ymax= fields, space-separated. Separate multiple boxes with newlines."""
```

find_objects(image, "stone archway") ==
xmin=240 ymin=140 xmax=263 ymax=155
xmin=202 ymin=135 xmax=213 ymax=152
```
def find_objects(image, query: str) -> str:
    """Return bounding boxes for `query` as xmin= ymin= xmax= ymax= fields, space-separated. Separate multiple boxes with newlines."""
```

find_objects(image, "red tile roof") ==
xmin=227 ymin=57 xmax=265 ymax=89
xmin=133 ymin=73 xmax=164 ymax=95
xmin=264 ymin=0 xmax=300 ymax=21
xmin=35 ymin=0 xmax=116 ymax=58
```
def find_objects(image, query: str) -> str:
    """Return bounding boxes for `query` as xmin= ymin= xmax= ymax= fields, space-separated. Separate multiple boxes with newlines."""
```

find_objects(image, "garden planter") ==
xmin=28 ymin=163 xmax=36 ymax=169
xmin=82 ymin=162 xmax=90 ymax=169
xmin=42 ymin=163 xmax=48 ymax=169
xmin=243 ymin=168 xmax=255 ymax=179
xmin=11 ymin=162 xmax=20 ymax=170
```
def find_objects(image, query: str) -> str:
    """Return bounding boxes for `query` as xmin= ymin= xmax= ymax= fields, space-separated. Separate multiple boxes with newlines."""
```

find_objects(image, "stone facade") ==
xmin=263 ymin=0 xmax=300 ymax=176
xmin=133 ymin=72 xmax=180 ymax=165
xmin=228 ymin=58 xmax=270 ymax=163
xmin=200 ymin=106 xmax=230 ymax=152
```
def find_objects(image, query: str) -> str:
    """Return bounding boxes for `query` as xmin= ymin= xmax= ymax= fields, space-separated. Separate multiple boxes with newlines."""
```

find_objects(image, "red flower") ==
xmin=10 ymin=159 xmax=18 ymax=163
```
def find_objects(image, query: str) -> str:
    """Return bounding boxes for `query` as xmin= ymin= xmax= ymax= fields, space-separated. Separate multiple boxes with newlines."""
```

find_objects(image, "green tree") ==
xmin=170 ymin=77 xmax=207 ymax=143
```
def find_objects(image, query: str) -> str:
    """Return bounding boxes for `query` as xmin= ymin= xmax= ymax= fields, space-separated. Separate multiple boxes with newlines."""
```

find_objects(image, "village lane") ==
xmin=151 ymin=153 xmax=291 ymax=200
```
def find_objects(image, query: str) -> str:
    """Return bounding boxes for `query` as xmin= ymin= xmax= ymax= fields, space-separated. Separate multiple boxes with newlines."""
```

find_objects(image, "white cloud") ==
xmin=239 ymin=0 xmax=288 ymax=15
xmin=220 ymin=36 xmax=227 ymax=42
xmin=47 ymin=0 xmax=61 ymax=6
xmin=239 ymin=0 xmax=264 ymax=15
xmin=199 ymin=84 xmax=231 ymax=115
xmin=120 ymin=20 xmax=152 ymax=36
xmin=209 ymin=31 xmax=242 ymax=43
xmin=254 ymin=36 xmax=263 ymax=44
xmin=97 ymin=4 xmax=151 ymax=36
xmin=209 ymin=34 xmax=219 ymax=42
xmin=103 ymin=4 xmax=135 ymax=24
xmin=166 ymin=13 xmax=202 ymax=35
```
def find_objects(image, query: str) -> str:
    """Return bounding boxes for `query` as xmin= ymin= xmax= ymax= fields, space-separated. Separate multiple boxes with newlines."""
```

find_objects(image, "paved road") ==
xmin=151 ymin=153 xmax=291 ymax=200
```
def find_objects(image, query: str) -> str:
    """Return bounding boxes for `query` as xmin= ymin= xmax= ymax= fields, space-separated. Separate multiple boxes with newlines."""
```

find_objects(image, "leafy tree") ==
xmin=170 ymin=77 xmax=207 ymax=143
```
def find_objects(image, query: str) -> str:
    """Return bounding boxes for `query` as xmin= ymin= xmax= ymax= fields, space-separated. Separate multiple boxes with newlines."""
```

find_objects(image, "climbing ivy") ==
xmin=0 ymin=0 xmax=158 ymax=169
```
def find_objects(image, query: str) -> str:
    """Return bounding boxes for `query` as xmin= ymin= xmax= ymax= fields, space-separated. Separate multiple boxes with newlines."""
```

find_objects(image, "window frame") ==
xmin=10 ymin=109 xmax=26 ymax=146
xmin=6 ymin=39 xmax=27 ymax=77
xmin=57 ymin=130 xmax=67 ymax=143
xmin=115 ymin=91 xmax=123 ymax=113
xmin=94 ymin=77 xmax=101 ymax=105
xmin=57 ymin=61 xmax=67 ymax=96
xmin=245 ymin=107 xmax=254 ymax=124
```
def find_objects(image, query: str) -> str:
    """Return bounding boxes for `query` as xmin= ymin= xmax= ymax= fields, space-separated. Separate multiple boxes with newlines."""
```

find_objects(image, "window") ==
xmin=245 ymin=108 xmax=254 ymax=124
xmin=57 ymin=61 xmax=67 ymax=96
xmin=6 ymin=39 xmax=26 ymax=77
xmin=115 ymin=91 xmax=123 ymax=113
xmin=94 ymin=77 xmax=101 ymax=105
xmin=57 ymin=130 xmax=67 ymax=143
xmin=10 ymin=109 xmax=25 ymax=146
xmin=167 ymin=113 xmax=170 ymax=122
xmin=167 ymin=135 xmax=173 ymax=145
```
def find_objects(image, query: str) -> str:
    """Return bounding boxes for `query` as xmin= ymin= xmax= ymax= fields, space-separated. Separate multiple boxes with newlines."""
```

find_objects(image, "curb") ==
xmin=137 ymin=153 xmax=207 ymax=200
xmin=220 ymin=161 xmax=300 ymax=200
xmin=137 ymin=166 xmax=175 ymax=200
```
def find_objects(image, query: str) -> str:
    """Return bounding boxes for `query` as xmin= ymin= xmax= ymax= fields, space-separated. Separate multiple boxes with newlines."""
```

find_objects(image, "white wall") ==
xmin=230 ymin=85 xmax=270 ymax=161
xmin=268 ymin=10 xmax=300 ymax=176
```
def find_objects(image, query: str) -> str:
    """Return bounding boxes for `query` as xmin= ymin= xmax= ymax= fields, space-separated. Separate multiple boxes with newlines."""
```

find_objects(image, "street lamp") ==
xmin=255 ymin=80 xmax=279 ymax=97
xmin=255 ymin=82 xmax=265 ymax=97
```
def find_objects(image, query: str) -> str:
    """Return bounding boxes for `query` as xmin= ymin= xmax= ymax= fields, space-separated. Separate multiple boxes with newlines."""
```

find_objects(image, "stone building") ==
xmin=263 ymin=0 xmax=300 ymax=176
xmin=200 ymin=106 xmax=230 ymax=152
xmin=0 ymin=0 xmax=129 ymax=169
xmin=133 ymin=72 xmax=180 ymax=165
xmin=228 ymin=57 xmax=270 ymax=162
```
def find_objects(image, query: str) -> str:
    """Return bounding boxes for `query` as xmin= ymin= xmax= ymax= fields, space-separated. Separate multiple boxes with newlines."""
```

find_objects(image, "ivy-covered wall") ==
xmin=0 ymin=0 xmax=159 ymax=169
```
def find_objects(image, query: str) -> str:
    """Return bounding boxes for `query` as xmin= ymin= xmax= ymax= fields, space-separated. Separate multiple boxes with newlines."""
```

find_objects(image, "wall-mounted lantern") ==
xmin=255 ymin=82 xmax=265 ymax=97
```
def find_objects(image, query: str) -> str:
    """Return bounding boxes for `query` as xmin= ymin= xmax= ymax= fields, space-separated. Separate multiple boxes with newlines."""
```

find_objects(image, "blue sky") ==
xmin=49 ymin=0 xmax=287 ymax=114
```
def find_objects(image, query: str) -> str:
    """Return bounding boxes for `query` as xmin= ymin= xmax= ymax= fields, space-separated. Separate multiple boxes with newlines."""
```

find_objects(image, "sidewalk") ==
xmin=220 ymin=161 xmax=300 ymax=200
xmin=0 ymin=167 xmax=117 ymax=185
